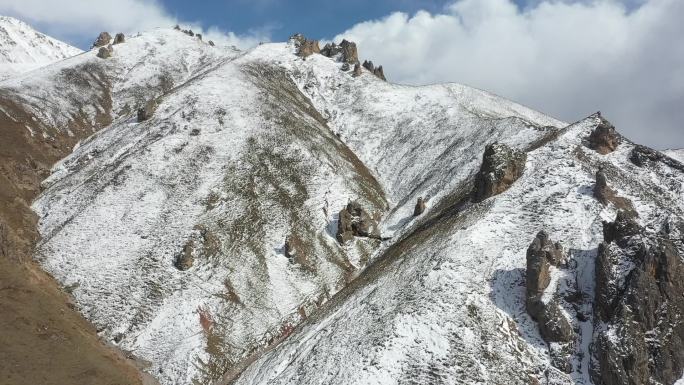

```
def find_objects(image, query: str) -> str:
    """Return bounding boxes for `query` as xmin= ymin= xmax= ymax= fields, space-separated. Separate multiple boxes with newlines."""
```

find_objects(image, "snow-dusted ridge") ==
xmin=19 ymin=26 xmax=684 ymax=385
xmin=0 ymin=16 xmax=82 ymax=81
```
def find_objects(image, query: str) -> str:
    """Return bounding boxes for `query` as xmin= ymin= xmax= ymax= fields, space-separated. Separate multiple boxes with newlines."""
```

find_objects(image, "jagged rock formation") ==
xmin=113 ymin=33 xmax=125 ymax=44
xmin=362 ymin=60 xmax=386 ymax=80
xmin=137 ymin=99 xmax=158 ymax=122
xmin=594 ymin=167 xmax=635 ymax=212
xmin=473 ymin=143 xmax=527 ymax=202
xmin=336 ymin=201 xmax=380 ymax=243
xmin=352 ymin=63 xmax=362 ymax=77
xmin=92 ymin=32 xmax=112 ymax=48
xmin=291 ymin=33 xmax=320 ymax=58
xmin=321 ymin=39 xmax=359 ymax=64
xmin=587 ymin=115 xmax=620 ymax=154
xmin=592 ymin=212 xmax=684 ymax=385
xmin=525 ymin=232 xmax=576 ymax=373
xmin=96 ymin=45 xmax=113 ymax=59
xmin=413 ymin=197 xmax=426 ymax=216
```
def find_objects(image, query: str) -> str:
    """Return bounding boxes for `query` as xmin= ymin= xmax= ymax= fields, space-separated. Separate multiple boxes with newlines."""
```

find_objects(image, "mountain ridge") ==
xmin=0 ymin=21 xmax=682 ymax=385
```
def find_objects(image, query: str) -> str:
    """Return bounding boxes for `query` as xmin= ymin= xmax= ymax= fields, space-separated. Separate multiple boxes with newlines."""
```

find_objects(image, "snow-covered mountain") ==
xmin=0 ymin=16 xmax=81 ymax=81
xmin=1 ymin=22 xmax=682 ymax=385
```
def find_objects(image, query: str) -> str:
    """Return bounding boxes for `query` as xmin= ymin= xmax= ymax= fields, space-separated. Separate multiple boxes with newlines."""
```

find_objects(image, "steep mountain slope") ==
xmin=0 ymin=16 xmax=81 ymax=80
xmin=9 ymin=25 xmax=683 ymax=385
xmin=0 ymin=26 xmax=230 ymax=385
xmin=235 ymin=115 xmax=684 ymax=385
xmin=27 ymin=31 xmax=569 ymax=385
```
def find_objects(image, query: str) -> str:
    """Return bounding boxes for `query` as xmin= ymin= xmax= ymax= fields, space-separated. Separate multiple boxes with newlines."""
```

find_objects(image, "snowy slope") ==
xmin=665 ymin=149 xmax=684 ymax=163
xmin=0 ymin=16 xmax=81 ymax=81
xmin=30 ymin=32 xmax=569 ymax=385
xmin=235 ymin=115 xmax=684 ymax=385
xmin=25 ymin=27 xmax=684 ymax=385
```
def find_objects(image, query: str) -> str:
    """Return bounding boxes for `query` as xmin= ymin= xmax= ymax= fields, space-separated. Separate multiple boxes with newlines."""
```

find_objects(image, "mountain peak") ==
xmin=0 ymin=15 xmax=82 ymax=81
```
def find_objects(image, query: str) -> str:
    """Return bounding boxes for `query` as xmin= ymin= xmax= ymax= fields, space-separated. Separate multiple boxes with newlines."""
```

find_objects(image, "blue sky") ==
xmin=159 ymin=0 xmax=455 ymax=46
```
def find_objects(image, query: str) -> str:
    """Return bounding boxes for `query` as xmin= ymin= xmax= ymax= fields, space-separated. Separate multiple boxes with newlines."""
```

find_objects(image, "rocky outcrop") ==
xmin=352 ymin=63 xmax=362 ymax=77
xmin=593 ymin=167 xmax=635 ymax=212
xmin=413 ymin=197 xmax=426 ymax=216
xmin=96 ymin=45 xmax=113 ymax=59
xmin=362 ymin=60 xmax=387 ymax=81
xmin=174 ymin=241 xmax=195 ymax=270
xmin=137 ymin=99 xmax=158 ymax=122
xmin=208 ymin=40 xmax=215 ymax=47
xmin=525 ymin=231 xmax=574 ymax=372
xmin=336 ymin=201 xmax=380 ymax=244
xmin=290 ymin=33 xmax=320 ymax=58
xmin=587 ymin=115 xmax=620 ymax=154
xmin=92 ymin=32 xmax=112 ymax=48
xmin=321 ymin=39 xmax=359 ymax=64
xmin=473 ymin=143 xmax=527 ymax=202
xmin=113 ymin=33 xmax=125 ymax=45
xmin=592 ymin=213 xmax=684 ymax=385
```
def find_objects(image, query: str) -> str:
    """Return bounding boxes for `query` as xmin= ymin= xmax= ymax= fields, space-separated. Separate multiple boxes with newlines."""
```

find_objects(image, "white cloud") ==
xmin=0 ymin=0 xmax=266 ymax=50
xmin=333 ymin=0 xmax=684 ymax=149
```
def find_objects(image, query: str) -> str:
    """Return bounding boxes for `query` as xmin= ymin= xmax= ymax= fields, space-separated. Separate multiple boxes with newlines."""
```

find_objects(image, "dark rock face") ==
xmin=473 ymin=143 xmax=527 ymax=202
xmin=587 ymin=116 xmax=620 ymax=154
xmin=413 ymin=197 xmax=426 ymax=216
xmin=208 ymin=40 xmax=215 ymax=47
xmin=630 ymin=144 xmax=684 ymax=171
xmin=336 ymin=201 xmax=380 ymax=244
xmin=113 ymin=33 xmax=125 ymax=45
xmin=92 ymin=32 xmax=112 ymax=48
xmin=137 ymin=99 xmax=158 ymax=122
xmin=96 ymin=45 xmax=113 ymax=59
xmin=196 ymin=33 xmax=202 ymax=41
xmin=525 ymin=232 xmax=574 ymax=372
xmin=291 ymin=33 xmax=320 ymax=58
xmin=592 ymin=213 xmax=684 ymax=385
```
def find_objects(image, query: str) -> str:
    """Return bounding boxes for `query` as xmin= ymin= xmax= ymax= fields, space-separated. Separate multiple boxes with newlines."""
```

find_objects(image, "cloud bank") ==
xmin=334 ymin=0 xmax=684 ymax=149
xmin=0 ymin=0 xmax=267 ymax=49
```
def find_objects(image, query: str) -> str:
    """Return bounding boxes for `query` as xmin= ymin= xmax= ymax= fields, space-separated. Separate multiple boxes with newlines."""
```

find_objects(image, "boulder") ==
xmin=92 ymin=32 xmax=112 ymax=48
xmin=336 ymin=201 xmax=380 ymax=243
xmin=137 ymin=99 xmax=158 ymax=122
xmin=587 ymin=115 xmax=619 ymax=154
xmin=96 ymin=45 xmax=113 ymax=59
xmin=473 ymin=143 xmax=527 ymax=202
xmin=413 ymin=197 xmax=426 ymax=216
xmin=113 ymin=33 xmax=125 ymax=45
xmin=341 ymin=63 xmax=350 ymax=72
xmin=174 ymin=241 xmax=195 ymax=270
xmin=208 ymin=40 xmax=215 ymax=47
